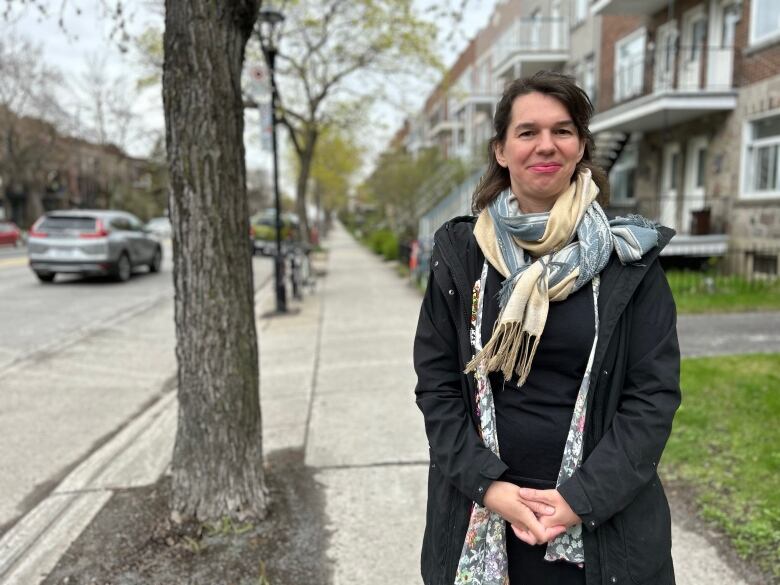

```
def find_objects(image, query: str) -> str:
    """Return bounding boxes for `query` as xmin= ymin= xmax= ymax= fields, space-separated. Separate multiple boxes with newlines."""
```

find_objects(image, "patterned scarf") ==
xmin=465 ymin=169 xmax=658 ymax=384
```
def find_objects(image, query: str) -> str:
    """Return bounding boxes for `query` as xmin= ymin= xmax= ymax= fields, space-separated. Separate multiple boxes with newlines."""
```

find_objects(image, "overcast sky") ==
xmin=8 ymin=0 xmax=496 ymax=187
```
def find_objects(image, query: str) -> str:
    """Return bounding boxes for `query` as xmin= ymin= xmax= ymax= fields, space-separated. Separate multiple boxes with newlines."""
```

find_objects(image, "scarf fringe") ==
xmin=464 ymin=321 xmax=540 ymax=386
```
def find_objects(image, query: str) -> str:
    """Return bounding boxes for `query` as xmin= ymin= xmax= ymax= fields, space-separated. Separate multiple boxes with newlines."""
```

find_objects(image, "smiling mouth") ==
xmin=530 ymin=163 xmax=561 ymax=173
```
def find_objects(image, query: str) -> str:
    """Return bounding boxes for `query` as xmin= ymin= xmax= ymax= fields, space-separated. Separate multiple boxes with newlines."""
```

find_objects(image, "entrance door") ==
xmin=551 ymin=0 xmax=562 ymax=50
xmin=708 ymin=0 xmax=739 ymax=89
xmin=682 ymin=136 xmax=708 ymax=234
xmin=680 ymin=6 xmax=707 ymax=90
xmin=654 ymin=21 xmax=678 ymax=92
xmin=660 ymin=143 xmax=681 ymax=229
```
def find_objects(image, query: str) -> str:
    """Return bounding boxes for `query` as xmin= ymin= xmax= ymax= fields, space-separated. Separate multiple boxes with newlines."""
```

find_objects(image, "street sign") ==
xmin=260 ymin=101 xmax=272 ymax=152
xmin=249 ymin=63 xmax=270 ymax=96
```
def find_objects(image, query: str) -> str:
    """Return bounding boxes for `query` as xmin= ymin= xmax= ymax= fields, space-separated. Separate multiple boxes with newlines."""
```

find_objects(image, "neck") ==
xmin=512 ymin=193 xmax=555 ymax=214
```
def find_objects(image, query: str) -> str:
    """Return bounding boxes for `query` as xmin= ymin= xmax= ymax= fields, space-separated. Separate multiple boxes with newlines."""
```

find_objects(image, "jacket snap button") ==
xmin=448 ymin=289 xmax=455 ymax=296
xmin=478 ymin=486 xmax=484 ymax=493
xmin=603 ymin=370 xmax=608 ymax=376
xmin=431 ymin=463 xmax=436 ymax=469
xmin=589 ymin=521 xmax=596 ymax=527
xmin=611 ymin=577 xmax=617 ymax=583
xmin=433 ymin=260 xmax=439 ymax=267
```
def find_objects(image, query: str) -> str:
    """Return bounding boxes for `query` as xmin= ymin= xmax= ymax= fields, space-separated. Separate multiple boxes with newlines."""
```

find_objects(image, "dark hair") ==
xmin=472 ymin=70 xmax=610 ymax=212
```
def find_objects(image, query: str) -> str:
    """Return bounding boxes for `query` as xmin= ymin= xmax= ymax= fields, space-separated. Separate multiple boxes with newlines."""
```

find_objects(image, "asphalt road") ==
xmin=0 ymin=244 xmax=274 ymax=370
xmin=0 ymin=243 xmax=274 ymax=532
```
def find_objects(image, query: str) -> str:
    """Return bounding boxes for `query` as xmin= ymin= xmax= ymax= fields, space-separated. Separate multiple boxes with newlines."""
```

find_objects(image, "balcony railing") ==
xmin=613 ymin=45 xmax=735 ymax=105
xmin=493 ymin=17 xmax=569 ymax=73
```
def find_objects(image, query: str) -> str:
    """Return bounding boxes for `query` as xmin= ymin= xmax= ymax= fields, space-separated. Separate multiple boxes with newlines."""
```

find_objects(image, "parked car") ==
xmin=250 ymin=209 xmax=301 ymax=256
xmin=0 ymin=221 xmax=22 ymax=247
xmin=27 ymin=210 xmax=163 ymax=283
xmin=145 ymin=216 xmax=172 ymax=239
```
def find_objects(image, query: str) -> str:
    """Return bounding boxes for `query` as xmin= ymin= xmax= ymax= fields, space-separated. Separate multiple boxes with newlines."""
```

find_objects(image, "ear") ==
xmin=577 ymin=139 xmax=586 ymax=163
xmin=495 ymin=142 xmax=508 ymax=168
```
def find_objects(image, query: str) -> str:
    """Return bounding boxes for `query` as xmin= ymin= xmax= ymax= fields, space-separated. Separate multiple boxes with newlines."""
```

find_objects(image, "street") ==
xmin=0 ymin=244 xmax=274 ymax=534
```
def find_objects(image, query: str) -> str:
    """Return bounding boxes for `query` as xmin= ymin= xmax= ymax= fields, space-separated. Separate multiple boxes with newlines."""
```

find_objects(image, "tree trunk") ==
xmin=294 ymin=128 xmax=317 ymax=242
xmin=163 ymin=0 xmax=267 ymax=521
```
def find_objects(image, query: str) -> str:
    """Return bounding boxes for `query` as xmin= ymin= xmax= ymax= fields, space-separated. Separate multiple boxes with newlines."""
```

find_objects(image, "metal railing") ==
xmin=494 ymin=17 xmax=569 ymax=71
xmin=612 ymin=45 xmax=735 ymax=105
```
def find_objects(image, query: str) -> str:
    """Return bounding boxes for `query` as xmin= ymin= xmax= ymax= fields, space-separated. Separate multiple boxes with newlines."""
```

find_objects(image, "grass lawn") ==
xmin=666 ymin=270 xmax=780 ymax=314
xmin=664 ymin=354 xmax=780 ymax=579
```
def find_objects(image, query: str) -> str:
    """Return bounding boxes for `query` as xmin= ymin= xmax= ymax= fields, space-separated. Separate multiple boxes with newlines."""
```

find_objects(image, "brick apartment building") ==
xmin=591 ymin=0 xmax=780 ymax=275
xmin=0 ymin=109 xmax=162 ymax=229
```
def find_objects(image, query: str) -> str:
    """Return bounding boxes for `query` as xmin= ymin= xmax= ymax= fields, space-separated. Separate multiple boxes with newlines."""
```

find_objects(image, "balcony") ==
xmin=592 ymin=0 xmax=670 ymax=16
xmin=493 ymin=17 xmax=569 ymax=82
xmin=590 ymin=45 xmax=737 ymax=134
xmin=429 ymin=118 xmax=460 ymax=137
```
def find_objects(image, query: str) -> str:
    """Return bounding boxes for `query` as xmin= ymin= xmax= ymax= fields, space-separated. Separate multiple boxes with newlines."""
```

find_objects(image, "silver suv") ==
xmin=28 ymin=210 xmax=163 ymax=283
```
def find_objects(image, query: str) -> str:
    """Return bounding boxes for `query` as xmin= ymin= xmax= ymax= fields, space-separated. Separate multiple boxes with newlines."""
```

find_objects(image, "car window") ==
xmin=110 ymin=217 xmax=131 ymax=231
xmin=0 ymin=224 xmax=14 ymax=233
xmin=39 ymin=216 xmax=97 ymax=232
xmin=127 ymin=215 xmax=144 ymax=231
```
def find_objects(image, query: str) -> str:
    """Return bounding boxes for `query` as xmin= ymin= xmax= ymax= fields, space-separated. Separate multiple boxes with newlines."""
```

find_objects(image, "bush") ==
xmin=364 ymin=229 xmax=399 ymax=261
xmin=380 ymin=232 xmax=399 ymax=261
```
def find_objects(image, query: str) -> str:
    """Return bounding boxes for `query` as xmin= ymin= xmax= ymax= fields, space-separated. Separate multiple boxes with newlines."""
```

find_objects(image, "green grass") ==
xmin=664 ymin=354 xmax=780 ymax=579
xmin=666 ymin=270 xmax=780 ymax=314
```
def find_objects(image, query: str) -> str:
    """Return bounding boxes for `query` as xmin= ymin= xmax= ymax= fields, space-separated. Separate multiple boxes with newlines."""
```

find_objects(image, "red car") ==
xmin=0 ymin=221 xmax=21 ymax=247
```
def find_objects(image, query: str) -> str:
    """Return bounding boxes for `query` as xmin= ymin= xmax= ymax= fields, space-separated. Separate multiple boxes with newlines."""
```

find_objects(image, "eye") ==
xmin=518 ymin=130 xmax=535 ymax=138
xmin=556 ymin=128 xmax=574 ymax=135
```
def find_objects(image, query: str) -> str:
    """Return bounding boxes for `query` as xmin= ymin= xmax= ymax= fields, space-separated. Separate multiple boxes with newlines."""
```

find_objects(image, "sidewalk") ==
xmin=0 ymin=223 xmax=759 ymax=584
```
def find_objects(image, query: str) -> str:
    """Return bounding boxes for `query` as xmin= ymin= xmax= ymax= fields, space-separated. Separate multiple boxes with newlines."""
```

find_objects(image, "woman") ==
xmin=413 ymin=71 xmax=680 ymax=585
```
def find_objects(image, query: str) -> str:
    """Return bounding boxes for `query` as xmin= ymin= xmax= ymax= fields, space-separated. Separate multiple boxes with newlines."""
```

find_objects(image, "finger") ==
xmin=520 ymin=498 xmax=555 ymax=516
xmin=511 ymin=524 xmax=539 ymax=546
xmin=545 ymin=525 xmax=568 ymax=540
xmin=539 ymin=513 xmax=567 ymax=528
xmin=519 ymin=487 xmax=553 ymax=504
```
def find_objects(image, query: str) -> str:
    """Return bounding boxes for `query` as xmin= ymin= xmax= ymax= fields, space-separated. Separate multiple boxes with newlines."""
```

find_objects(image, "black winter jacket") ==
xmin=413 ymin=216 xmax=681 ymax=585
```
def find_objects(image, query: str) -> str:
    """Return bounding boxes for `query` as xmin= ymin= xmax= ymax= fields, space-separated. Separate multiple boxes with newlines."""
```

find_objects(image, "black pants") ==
xmin=503 ymin=472 xmax=586 ymax=585
xmin=506 ymin=523 xmax=586 ymax=585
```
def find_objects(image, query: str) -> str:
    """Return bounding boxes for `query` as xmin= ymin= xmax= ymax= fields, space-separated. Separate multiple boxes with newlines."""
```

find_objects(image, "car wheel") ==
xmin=35 ymin=271 xmax=55 ymax=283
xmin=115 ymin=253 xmax=132 ymax=282
xmin=149 ymin=247 xmax=162 ymax=273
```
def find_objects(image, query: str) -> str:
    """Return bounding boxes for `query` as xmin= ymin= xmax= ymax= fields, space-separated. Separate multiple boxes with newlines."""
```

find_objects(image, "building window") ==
xmin=744 ymin=113 xmax=780 ymax=197
xmin=583 ymin=55 xmax=596 ymax=103
xmin=610 ymin=143 xmax=638 ymax=202
xmin=614 ymin=29 xmax=646 ymax=102
xmin=750 ymin=0 xmax=780 ymax=47
xmin=571 ymin=0 xmax=587 ymax=25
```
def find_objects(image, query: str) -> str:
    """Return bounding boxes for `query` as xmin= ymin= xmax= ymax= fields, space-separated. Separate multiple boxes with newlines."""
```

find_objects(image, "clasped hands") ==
xmin=483 ymin=481 xmax=582 ymax=546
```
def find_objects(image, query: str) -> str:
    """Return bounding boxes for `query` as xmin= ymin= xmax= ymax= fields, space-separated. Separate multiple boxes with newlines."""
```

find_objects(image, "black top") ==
xmin=480 ymin=263 xmax=595 ymax=484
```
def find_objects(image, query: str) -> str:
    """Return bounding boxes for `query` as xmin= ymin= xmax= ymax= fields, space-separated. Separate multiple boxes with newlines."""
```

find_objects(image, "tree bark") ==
xmin=163 ymin=0 xmax=267 ymax=521
xmin=294 ymin=127 xmax=317 ymax=242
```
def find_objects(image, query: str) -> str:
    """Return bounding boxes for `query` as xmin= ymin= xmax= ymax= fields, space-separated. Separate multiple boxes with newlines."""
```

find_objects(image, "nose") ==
xmin=535 ymin=130 xmax=555 ymax=154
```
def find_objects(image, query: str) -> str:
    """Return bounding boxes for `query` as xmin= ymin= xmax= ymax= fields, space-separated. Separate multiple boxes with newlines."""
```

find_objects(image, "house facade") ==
xmin=591 ymin=0 xmax=780 ymax=274
xmin=402 ymin=0 xmax=780 ymax=276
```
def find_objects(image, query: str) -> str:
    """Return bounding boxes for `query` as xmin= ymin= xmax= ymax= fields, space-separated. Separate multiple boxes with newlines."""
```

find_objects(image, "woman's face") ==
xmin=495 ymin=91 xmax=585 ymax=212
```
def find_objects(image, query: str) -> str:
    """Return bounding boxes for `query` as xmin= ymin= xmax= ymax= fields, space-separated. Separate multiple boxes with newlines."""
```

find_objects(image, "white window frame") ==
xmin=610 ymin=141 xmax=639 ymax=202
xmin=749 ymin=0 xmax=780 ymax=48
xmin=741 ymin=109 xmax=780 ymax=200
xmin=614 ymin=28 xmax=647 ymax=103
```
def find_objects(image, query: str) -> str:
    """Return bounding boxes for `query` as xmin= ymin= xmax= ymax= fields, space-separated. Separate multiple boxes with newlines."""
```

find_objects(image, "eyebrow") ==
xmin=514 ymin=120 xmax=575 ymax=130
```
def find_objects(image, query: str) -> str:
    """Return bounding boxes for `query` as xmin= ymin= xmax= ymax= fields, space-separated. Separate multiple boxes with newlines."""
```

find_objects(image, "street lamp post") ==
xmin=258 ymin=5 xmax=287 ymax=314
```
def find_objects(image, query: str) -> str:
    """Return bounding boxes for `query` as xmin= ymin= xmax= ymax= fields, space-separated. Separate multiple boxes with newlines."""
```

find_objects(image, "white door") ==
xmin=680 ymin=6 xmax=707 ymax=90
xmin=551 ymin=0 xmax=562 ymax=50
xmin=682 ymin=136 xmax=708 ymax=233
xmin=654 ymin=21 xmax=678 ymax=92
xmin=660 ymin=143 xmax=681 ymax=229
xmin=708 ymin=0 xmax=739 ymax=89
xmin=529 ymin=9 xmax=542 ymax=49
